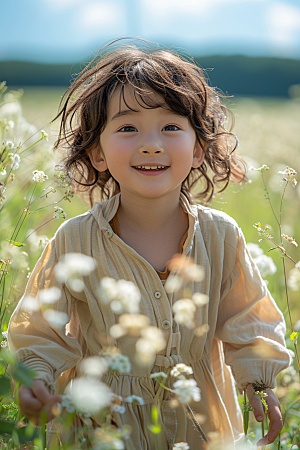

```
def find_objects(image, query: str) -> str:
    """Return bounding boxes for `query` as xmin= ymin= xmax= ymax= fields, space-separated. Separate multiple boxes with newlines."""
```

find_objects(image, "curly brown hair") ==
xmin=53 ymin=38 xmax=247 ymax=206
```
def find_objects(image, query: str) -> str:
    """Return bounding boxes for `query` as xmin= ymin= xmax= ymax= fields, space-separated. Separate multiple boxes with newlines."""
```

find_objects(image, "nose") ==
xmin=138 ymin=134 xmax=164 ymax=155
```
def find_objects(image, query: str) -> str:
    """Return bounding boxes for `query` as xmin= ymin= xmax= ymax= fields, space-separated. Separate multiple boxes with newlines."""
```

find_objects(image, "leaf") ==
xmin=267 ymin=247 xmax=277 ymax=252
xmin=147 ymin=424 xmax=161 ymax=434
xmin=290 ymin=332 xmax=299 ymax=343
xmin=12 ymin=363 xmax=36 ymax=386
xmin=0 ymin=376 xmax=12 ymax=398
xmin=0 ymin=419 xmax=14 ymax=435
xmin=17 ymin=425 xmax=39 ymax=444
xmin=151 ymin=405 xmax=159 ymax=425
xmin=2 ymin=322 xmax=7 ymax=332
xmin=5 ymin=240 xmax=26 ymax=248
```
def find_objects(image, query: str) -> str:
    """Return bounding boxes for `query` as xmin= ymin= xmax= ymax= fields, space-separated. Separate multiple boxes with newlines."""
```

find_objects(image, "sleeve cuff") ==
xmin=20 ymin=358 xmax=56 ymax=395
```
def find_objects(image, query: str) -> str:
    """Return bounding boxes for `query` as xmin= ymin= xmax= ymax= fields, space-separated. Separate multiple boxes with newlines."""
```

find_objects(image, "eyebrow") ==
xmin=111 ymin=110 xmax=139 ymax=121
xmin=110 ymin=108 xmax=184 ymax=122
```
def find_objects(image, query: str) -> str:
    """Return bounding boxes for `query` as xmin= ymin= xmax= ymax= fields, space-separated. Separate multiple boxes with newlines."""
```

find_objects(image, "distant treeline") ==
xmin=0 ymin=55 xmax=299 ymax=97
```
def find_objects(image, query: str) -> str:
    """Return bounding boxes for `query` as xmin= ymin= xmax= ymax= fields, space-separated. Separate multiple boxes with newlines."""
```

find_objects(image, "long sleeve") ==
xmin=8 ymin=238 xmax=83 ymax=395
xmin=215 ymin=227 xmax=292 ymax=393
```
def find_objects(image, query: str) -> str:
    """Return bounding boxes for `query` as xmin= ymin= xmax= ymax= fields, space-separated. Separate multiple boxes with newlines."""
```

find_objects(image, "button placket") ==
xmin=162 ymin=319 xmax=171 ymax=329
xmin=154 ymin=291 xmax=161 ymax=299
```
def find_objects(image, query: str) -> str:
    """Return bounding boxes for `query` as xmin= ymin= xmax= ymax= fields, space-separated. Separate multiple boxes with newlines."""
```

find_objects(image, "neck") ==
xmin=117 ymin=188 xmax=185 ymax=233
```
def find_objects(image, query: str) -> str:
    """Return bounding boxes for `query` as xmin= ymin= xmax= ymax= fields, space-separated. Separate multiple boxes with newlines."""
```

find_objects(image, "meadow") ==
xmin=0 ymin=84 xmax=299 ymax=449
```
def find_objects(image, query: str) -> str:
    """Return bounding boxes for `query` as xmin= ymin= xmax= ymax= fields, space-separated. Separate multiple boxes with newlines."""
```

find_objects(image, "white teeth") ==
xmin=135 ymin=166 xmax=166 ymax=170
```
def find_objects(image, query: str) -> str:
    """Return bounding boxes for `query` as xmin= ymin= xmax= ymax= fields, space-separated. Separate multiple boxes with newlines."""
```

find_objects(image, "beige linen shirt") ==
xmin=8 ymin=193 xmax=291 ymax=449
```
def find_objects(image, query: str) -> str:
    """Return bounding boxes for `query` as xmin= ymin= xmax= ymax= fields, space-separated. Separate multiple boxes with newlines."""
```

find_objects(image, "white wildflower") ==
xmin=98 ymin=278 xmax=141 ymax=314
xmin=80 ymin=356 xmax=109 ymax=378
xmin=296 ymin=261 xmax=300 ymax=269
xmin=195 ymin=324 xmax=210 ymax=337
xmin=110 ymin=394 xmax=125 ymax=414
xmin=61 ymin=394 xmax=76 ymax=413
xmin=292 ymin=178 xmax=298 ymax=187
xmin=192 ymin=293 xmax=209 ymax=307
xmin=136 ymin=326 xmax=166 ymax=365
xmin=21 ymin=296 xmax=40 ymax=312
xmin=1 ymin=331 xmax=8 ymax=340
xmin=32 ymin=170 xmax=48 ymax=183
xmin=43 ymin=309 xmax=69 ymax=330
xmin=55 ymin=253 xmax=96 ymax=292
xmin=53 ymin=206 xmax=67 ymax=220
xmin=65 ymin=377 xmax=111 ymax=416
xmin=165 ymin=274 xmax=183 ymax=294
xmin=288 ymin=268 xmax=300 ymax=291
xmin=102 ymin=352 xmax=131 ymax=374
xmin=0 ymin=168 xmax=6 ymax=176
xmin=125 ymin=395 xmax=144 ymax=405
xmin=11 ymin=154 xmax=20 ymax=170
xmin=8 ymin=120 xmax=14 ymax=129
xmin=172 ymin=299 xmax=196 ymax=328
xmin=173 ymin=443 xmax=190 ymax=450
xmin=246 ymin=242 xmax=264 ymax=259
xmin=249 ymin=164 xmax=270 ymax=172
xmin=173 ymin=378 xmax=201 ymax=403
xmin=171 ymin=363 xmax=193 ymax=379
xmin=39 ymin=287 xmax=61 ymax=305
xmin=254 ymin=254 xmax=277 ymax=278
xmin=278 ymin=167 xmax=297 ymax=177
xmin=41 ymin=130 xmax=48 ymax=141
xmin=150 ymin=372 xmax=168 ymax=379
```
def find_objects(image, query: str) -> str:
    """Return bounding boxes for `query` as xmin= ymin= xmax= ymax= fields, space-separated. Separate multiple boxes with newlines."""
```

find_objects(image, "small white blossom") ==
xmin=65 ymin=377 xmax=111 ymax=416
xmin=39 ymin=287 xmax=61 ymax=305
xmin=110 ymin=394 xmax=126 ymax=414
xmin=0 ymin=167 xmax=6 ymax=176
xmin=173 ymin=378 xmax=201 ymax=403
xmin=249 ymin=164 xmax=270 ymax=172
xmin=11 ymin=154 xmax=20 ymax=170
xmin=171 ymin=363 xmax=193 ymax=379
xmin=55 ymin=253 xmax=96 ymax=292
xmin=296 ymin=261 xmax=300 ymax=269
xmin=80 ymin=356 xmax=109 ymax=377
xmin=98 ymin=278 xmax=141 ymax=314
xmin=32 ymin=170 xmax=48 ymax=183
xmin=101 ymin=352 xmax=131 ymax=374
xmin=192 ymin=293 xmax=209 ymax=307
xmin=43 ymin=309 xmax=69 ymax=330
xmin=41 ymin=130 xmax=48 ymax=141
xmin=135 ymin=326 xmax=166 ymax=365
xmin=254 ymin=254 xmax=277 ymax=278
xmin=278 ymin=167 xmax=297 ymax=177
xmin=53 ymin=206 xmax=67 ymax=220
xmin=246 ymin=243 xmax=263 ymax=259
xmin=172 ymin=299 xmax=196 ymax=328
xmin=150 ymin=372 xmax=168 ymax=379
xmin=173 ymin=443 xmax=190 ymax=450
xmin=21 ymin=296 xmax=40 ymax=312
xmin=61 ymin=394 xmax=76 ymax=413
xmin=288 ymin=268 xmax=300 ymax=291
xmin=125 ymin=395 xmax=144 ymax=405
xmin=1 ymin=331 xmax=8 ymax=340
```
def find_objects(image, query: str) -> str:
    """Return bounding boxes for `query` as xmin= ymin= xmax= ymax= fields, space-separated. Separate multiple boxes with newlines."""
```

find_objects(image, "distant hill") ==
xmin=0 ymin=55 xmax=299 ymax=97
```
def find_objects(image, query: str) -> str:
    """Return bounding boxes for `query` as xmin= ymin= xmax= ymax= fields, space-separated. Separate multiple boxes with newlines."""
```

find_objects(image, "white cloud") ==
xmin=79 ymin=1 xmax=124 ymax=31
xmin=266 ymin=1 xmax=300 ymax=56
xmin=43 ymin=0 xmax=81 ymax=11
xmin=142 ymin=0 xmax=266 ymax=17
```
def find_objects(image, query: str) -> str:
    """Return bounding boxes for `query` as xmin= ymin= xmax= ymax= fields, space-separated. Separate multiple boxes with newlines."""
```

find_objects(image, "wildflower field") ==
xmin=0 ymin=84 xmax=300 ymax=449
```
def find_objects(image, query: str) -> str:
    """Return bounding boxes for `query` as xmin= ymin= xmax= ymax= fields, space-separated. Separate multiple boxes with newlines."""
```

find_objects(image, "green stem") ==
xmin=23 ymin=218 xmax=54 ymax=242
xmin=19 ymin=137 xmax=44 ymax=155
xmin=262 ymin=172 xmax=280 ymax=226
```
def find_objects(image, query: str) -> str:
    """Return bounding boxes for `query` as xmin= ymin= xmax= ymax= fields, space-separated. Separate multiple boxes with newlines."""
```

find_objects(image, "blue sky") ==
xmin=2 ymin=0 xmax=300 ymax=62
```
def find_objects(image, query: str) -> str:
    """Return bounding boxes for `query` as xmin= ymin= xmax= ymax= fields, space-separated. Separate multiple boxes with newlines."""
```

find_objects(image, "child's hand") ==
xmin=246 ymin=384 xmax=282 ymax=448
xmin=18 ymin=379 xmax=62 ymax=424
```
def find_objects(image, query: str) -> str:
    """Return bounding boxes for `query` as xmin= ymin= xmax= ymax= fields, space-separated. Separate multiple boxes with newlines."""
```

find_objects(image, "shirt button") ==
xmin=154 ymin=291 xmax=161 ymax=299
xmin=105 ymin=229 xmax=113 ymax=238
xmin=162 ymin=320 xmax=171 ymax=329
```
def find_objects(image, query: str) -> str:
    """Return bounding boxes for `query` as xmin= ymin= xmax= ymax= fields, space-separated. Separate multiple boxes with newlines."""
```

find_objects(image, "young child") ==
xmin=8 ymin=40 xmax=291 ymax=449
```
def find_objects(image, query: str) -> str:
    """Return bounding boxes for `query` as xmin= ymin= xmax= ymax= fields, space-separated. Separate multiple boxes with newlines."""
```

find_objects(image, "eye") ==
xmin=118 ymin=125 xmax=136 ymax=132
xmin=164 ymin=124 xmax=180 ymax=131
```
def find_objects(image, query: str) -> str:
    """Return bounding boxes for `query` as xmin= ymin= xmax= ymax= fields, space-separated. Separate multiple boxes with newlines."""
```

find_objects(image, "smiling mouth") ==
xmin=133 ymin=165 xmax=169 ymax=171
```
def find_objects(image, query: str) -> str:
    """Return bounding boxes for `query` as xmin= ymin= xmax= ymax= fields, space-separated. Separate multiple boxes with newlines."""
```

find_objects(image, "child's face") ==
xmin=89 ymin=84 xmax=204 ymax=201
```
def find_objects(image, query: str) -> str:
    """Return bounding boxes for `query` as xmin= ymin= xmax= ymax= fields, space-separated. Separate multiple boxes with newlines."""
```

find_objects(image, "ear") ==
xmin=192 ymin=139 xmax=205 ymax=168
xmin=89 ymin=147 xmax=108 ymax=172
